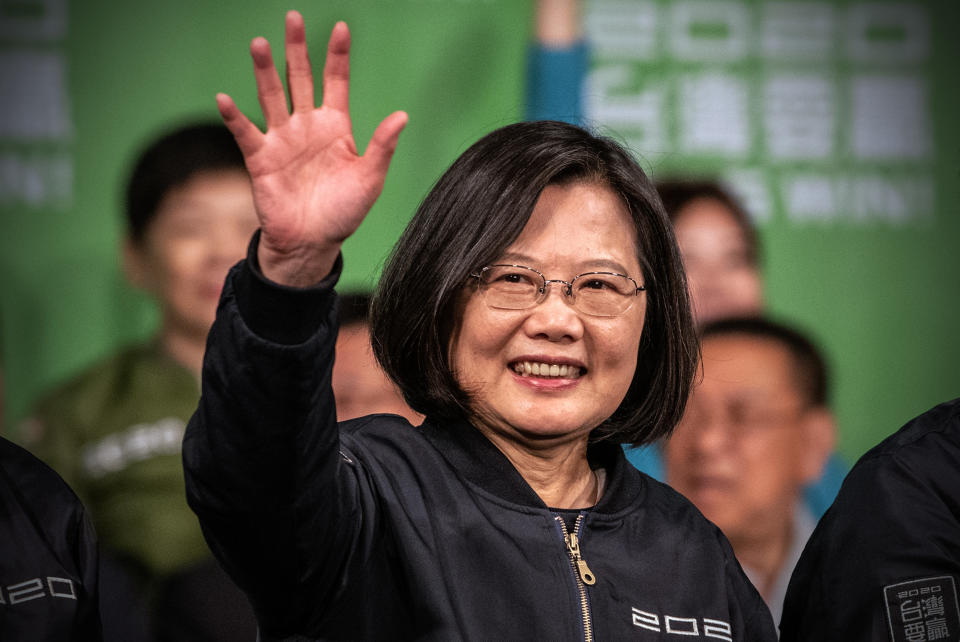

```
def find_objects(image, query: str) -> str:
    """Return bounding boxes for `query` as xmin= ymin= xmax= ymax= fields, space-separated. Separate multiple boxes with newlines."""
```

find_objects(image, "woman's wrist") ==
xmin=258 ymin=239 xmax=342 ymax=288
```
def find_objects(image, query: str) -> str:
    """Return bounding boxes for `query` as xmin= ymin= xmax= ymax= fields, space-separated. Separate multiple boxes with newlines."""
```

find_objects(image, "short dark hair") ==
xmin=700 ymin=316 xmax=830 ymax=407
xmin=655 ymin=178 xmax=760 ymax=268
xmin=125 ymin=122 xmax=246 ymax=243
xmin=371 ymin=121 xmax=698 ymax=446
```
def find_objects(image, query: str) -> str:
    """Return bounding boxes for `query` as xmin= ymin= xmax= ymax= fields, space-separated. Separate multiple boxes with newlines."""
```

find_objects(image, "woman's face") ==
xmin=450 ymin=181 xmax=647 ymax=444
xmin=672 ymin=198 xmax=762 ymax=326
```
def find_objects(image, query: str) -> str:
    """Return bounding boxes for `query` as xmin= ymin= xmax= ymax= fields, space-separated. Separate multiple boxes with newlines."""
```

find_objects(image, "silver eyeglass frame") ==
xmin=471 ymin=263 xmax=646 ymax=317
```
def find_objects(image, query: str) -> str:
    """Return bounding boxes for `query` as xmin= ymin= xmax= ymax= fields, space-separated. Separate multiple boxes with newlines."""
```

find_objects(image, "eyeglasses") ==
xmin=471 ymin=264 xmax=646 ymax=318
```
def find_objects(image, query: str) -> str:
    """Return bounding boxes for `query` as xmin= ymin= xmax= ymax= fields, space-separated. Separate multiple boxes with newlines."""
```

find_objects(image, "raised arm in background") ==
xmin=526 ymin=0 xmax=587 ymax=123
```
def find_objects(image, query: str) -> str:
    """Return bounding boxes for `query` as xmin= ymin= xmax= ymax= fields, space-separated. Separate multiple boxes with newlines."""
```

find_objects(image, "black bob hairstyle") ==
xmin=370 ymin=121 xmax=698 ymax=446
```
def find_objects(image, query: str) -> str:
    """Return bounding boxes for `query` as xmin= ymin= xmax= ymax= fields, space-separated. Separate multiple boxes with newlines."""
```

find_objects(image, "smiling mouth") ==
xmin=511 ymin=361 xmax=585 ymax=379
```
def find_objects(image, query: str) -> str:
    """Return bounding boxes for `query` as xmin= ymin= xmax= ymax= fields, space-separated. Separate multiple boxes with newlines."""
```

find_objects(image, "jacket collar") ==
xmin=417 ymin=415 xmax=647 ymax=514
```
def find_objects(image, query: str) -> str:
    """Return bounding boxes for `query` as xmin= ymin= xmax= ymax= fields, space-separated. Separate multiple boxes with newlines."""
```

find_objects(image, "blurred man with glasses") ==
xmin=663 ymin=317 xmax=836 ymax=628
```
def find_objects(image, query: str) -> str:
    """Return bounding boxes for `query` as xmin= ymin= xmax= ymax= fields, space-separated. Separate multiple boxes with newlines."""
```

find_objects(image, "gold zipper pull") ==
xmin=576 ymin=559 xmax=596 ymax=586
xmin=565 ymin=532 xmax=597 ymax=585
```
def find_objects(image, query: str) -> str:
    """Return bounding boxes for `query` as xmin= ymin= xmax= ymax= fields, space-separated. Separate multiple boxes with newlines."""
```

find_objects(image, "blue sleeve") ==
xmin=525 ymin=41 xmax=588 ymax=124
xmin=622 ymin=443 xmax=665 ymax=481
xmin=802 ymin=452 xmax=848 ymax=519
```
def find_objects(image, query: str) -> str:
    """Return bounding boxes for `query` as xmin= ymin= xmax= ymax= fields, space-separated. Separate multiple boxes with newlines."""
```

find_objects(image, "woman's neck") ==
xmin=473 ymin=421 xmax=599 ymax=509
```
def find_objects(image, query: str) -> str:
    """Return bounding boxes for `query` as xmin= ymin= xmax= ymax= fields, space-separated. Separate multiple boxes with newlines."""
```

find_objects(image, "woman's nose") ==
xmin=522 ymin=283 xmax=584 ymax=342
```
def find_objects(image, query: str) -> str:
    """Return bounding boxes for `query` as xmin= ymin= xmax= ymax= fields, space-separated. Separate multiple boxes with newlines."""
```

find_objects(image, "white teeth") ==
xmin=512 ymin=361 xmax=582 ymax=379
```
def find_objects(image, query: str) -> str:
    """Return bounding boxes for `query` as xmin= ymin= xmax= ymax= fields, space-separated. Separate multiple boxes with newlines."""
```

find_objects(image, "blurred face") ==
xmin=664 ymin=335 xmax=820 ymax=545
xmin=451 ymin=181 xmax=647 ymax=444
xmin=333 ymin=322 xmax=421 ymax=424
xmin=672 ymin=198 xmax=762 ymax=325
xmin=126 ymin=170 xmax=259 ymax=340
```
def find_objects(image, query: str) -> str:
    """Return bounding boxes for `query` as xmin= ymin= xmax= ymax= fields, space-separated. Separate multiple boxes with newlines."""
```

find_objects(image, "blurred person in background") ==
xmin=656 ymin=179 xmax=763 ymax=326
xmin=19 ymin=123 xmax=257 ymax=639
xmin=333 ymin=292 xmax=422 ymax=424
xmin=627 ymin=179 xmax=847 ymax=519
xmin=664 ymin=317 xmax=836 ymax=627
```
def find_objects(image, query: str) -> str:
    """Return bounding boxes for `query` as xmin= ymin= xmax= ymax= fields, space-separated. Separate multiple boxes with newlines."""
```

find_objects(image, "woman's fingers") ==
xmin=321 ymin=21 xmax=351 ymax=114
xmin=250 ymin=36 xmax=290 ymax=128
xmin=363 ymin=111 xmax=409 ymax=181
xmin=285 ymin=10 xmax=315 ymax=113
xmin=216 ymin=93 xmax=264 ymax=157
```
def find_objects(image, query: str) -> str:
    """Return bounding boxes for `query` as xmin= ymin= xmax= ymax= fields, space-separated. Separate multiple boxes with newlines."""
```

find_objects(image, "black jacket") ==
xmin=0 ymin=437 xmax=101 ymax=641
xmin=184 ymin=249 xmax=776 ymax=641
xmin=780 ymin=398 xmax=960 ymax=641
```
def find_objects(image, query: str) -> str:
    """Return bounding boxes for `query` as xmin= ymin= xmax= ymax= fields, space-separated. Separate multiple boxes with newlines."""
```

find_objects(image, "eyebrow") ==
xmin=497 ymin=251 xmax=635 ymax=276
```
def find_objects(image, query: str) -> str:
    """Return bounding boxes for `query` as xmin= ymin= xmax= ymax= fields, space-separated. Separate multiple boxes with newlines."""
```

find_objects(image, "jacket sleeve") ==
xmin=74 ymin=503 xmax=104 ymax=642
xmin=779 ymin=442 xmax=960 ymax=641
xmin=183 ymin=233 xmax=364 ymax=636
xmin=525 ymin=40 xmax=588 ymax=124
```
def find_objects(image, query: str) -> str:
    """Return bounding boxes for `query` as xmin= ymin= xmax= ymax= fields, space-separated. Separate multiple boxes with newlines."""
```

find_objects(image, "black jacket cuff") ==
xmin=233 ymin=229 xmax=342 ymax=344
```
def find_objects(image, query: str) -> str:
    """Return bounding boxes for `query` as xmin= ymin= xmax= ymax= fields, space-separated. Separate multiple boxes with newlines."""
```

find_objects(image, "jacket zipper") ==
xmin=556 ymin=513 xmax=596 ymax=642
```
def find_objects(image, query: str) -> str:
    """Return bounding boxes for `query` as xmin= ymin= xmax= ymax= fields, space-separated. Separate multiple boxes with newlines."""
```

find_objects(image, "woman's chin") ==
xmin=480 ymin=411 xmax=599 ymax=444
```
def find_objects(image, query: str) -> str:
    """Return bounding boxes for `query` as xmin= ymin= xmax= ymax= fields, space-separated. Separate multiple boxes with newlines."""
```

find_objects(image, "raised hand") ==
xmin=217 ymin=11 xmax=408 ymax=286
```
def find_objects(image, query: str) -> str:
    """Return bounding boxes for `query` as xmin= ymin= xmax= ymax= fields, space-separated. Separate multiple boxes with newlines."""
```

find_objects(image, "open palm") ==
xmin=218 ymin=11 xmax=407 ymax=286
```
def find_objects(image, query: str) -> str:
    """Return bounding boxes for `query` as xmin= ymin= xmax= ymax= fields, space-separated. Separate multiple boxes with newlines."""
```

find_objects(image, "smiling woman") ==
xmin=183 ymin=11 xmax=778 ymax=641
xmin=372 ymin=121 xmax=696 ymax=449
xmin=451 ymin=182 xmax=647 ymax=507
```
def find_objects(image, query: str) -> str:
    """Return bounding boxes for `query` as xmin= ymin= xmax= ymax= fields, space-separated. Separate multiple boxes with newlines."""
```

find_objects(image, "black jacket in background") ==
xmin=184 ymin=245 xmax=776 ymax=641
xmin=0 ymin=437 xmax=101 ymax=641
xmin=780 ymin=398 xmax=960 ymax=641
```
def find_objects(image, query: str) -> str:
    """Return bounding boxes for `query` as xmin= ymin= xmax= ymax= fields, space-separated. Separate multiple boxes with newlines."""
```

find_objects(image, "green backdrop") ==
xmin=1 ymin=0 xmax=957 ymax=465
